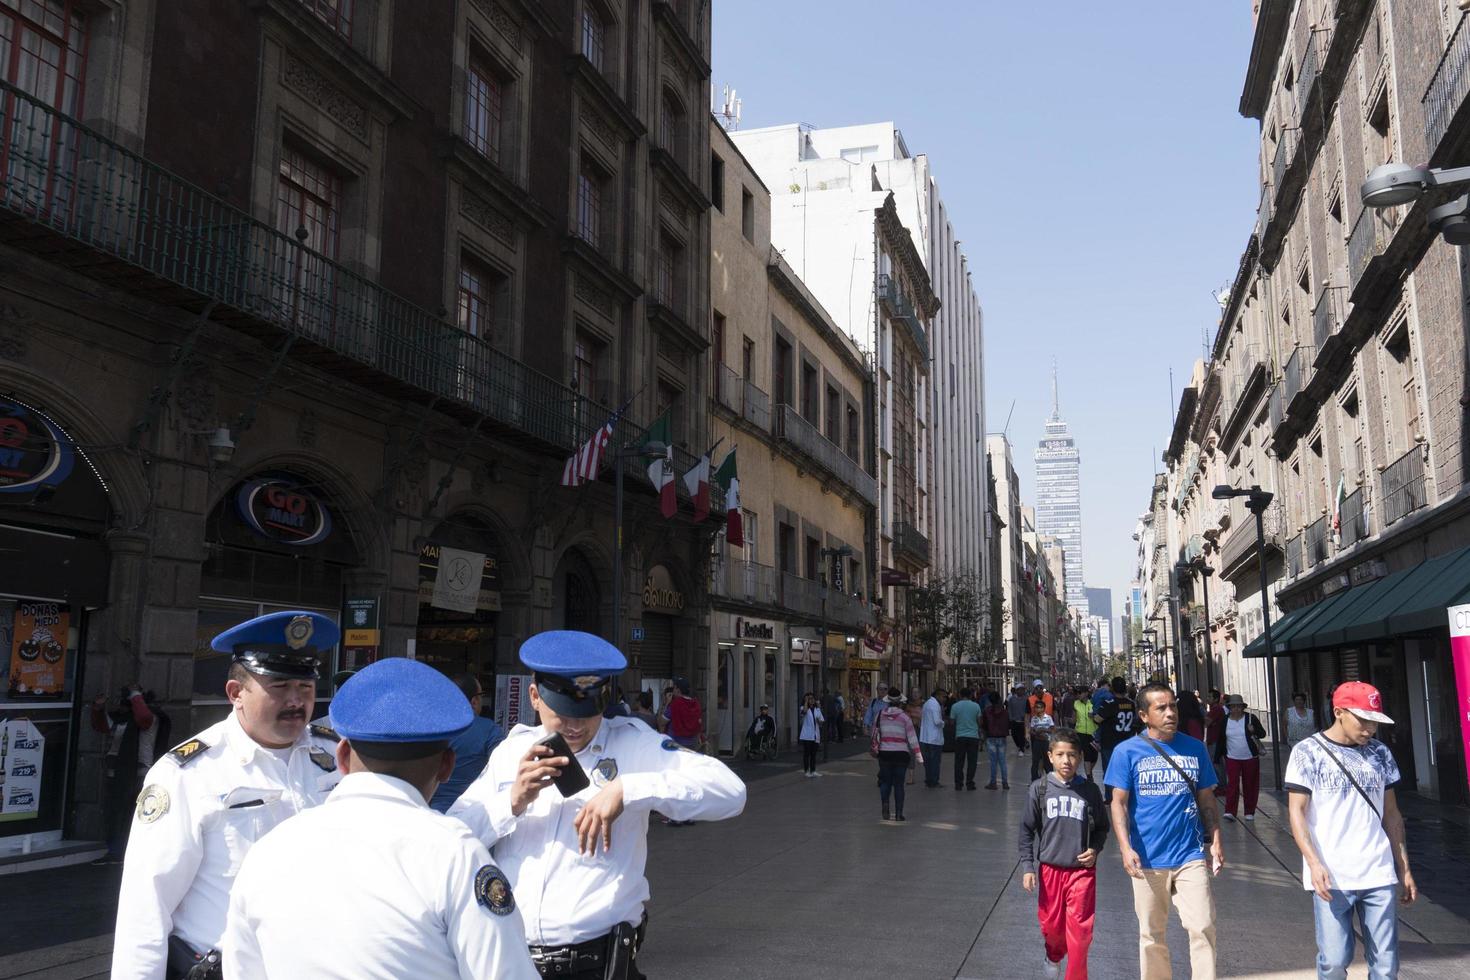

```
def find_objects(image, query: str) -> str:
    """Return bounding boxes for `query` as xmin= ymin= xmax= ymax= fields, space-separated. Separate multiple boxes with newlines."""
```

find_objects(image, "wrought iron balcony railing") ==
xmin=1286 ymin=533 xmax=1303 ymax=579
xmin=1272 ymin=129 xmax=1296 ymax=198
xmin=1424 ymin=11 xmax=1470 ymax=157
xmin=775 ymin=404 xmax=878 ymax=506
xmin=1380 ymin=446 xmax=1426 ymax=528
xmin=715 ymin=363 xmax=743 ymax=415
xmin=0 ymin=79 xmax=721 ymax=508
xmin=710 ymin=558 xmax=779 ymax=607
xmin=1312 ymin=286 xmax=1346 ymax=354
xmin=877 ymin=273 xmax=930 ymax=363
xmin=1219 ymin=496 xmax=1284 ymax=576
xmin=1296 ymin=29 xmax=1321 ymax=123
xmin=1269 ymin=382 xmax=1285 ymax=433
xmin=1304 ymin=514 xmax=1329 ymax=568
xmin=892 ymin=520 xmax=930 ymax=567
xmin=1339 ymin=485 xmax=1367 ymax=549
xmin=1348 ymin=206 xmax=1389 ymax=293
xmin=1283 ymin=344 xmax=1315 ymax=405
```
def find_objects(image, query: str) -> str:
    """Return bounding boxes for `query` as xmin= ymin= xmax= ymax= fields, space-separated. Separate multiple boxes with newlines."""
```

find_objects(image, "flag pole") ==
xmin=608 ymin=386 xmax=647 ymax=654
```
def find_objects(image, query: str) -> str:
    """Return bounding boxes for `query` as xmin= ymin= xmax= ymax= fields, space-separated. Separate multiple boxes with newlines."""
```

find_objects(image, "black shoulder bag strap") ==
xmin=1312 ymin=734 xmax=1382 ymax=822
xmin=1139 ymin=735 xmax=1198 ymax=796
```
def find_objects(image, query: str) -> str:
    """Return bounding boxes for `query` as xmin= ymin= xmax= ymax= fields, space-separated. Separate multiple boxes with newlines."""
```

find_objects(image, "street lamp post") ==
xmin=1360 ymin=161 xmax=1470 ymax=245
xmin=1214 ymin=483 xmax=1284 ymax=792
xmin=1199 ymin=563 xmax=1215 ymax=698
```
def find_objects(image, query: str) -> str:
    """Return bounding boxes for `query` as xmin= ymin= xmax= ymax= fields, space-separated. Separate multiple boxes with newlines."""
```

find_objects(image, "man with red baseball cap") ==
xmin=1284 ymin=681 xmax=1415 ymax=980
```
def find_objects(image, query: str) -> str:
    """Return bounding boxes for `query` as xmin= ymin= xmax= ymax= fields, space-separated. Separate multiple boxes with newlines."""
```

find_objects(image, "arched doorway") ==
xmin=552 ymin=547 xmax=603 ymax=636
xmin=1 ymin=395 xmax=113 ymax=848
xmin=416 ymin=515 xmax=504 ymax=687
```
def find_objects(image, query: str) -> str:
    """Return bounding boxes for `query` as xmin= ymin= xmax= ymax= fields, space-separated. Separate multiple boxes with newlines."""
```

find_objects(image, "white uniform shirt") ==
xmin=111 ymin=714 xmax=341 ymax=980
xmin=448 ymin=715 xmax=746 ymax=946
xmin=222 ymin=771 xmax=539 ymax=980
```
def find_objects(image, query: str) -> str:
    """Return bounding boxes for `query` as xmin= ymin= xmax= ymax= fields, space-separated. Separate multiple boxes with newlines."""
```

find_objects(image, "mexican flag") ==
xmin=714 ymin=447 xmax=742 ymax=547
xmin=1331 ymin=472 xmax=1346 ymax=546
xmin=682 ymin=450 xmax=712 ymax=522
xmin=642 ymin=415 xmax=677 ymax=518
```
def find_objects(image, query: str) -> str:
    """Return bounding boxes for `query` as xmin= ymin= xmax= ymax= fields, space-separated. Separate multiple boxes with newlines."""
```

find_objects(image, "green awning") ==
xmin=1384 ymin=546 xmax=1470 ymax=635
xmin=1286 ymin=544 xmax=1470 ymax=651
xmin=1282 ymin=588 xmax=1362 ymax=652
xmin=1312 ymin=557 xmax=1447 ymax=647
xmin=1241 ymin=602 xmax=1318 ymax=659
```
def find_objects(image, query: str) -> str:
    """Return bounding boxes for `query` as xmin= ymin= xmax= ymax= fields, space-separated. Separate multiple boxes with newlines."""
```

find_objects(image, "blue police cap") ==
xmin=519 ymin=630 xmax=626 ymax=719
xmin=329 ymin=658 xmax=474 ymax=757
xmin=212 ymin=611 xmax=340 ymax=680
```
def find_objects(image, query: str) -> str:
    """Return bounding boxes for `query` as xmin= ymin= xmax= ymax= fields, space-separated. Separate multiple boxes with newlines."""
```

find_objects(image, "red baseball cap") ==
xmin=1332 ymin=681 xmax=1393 ymax=724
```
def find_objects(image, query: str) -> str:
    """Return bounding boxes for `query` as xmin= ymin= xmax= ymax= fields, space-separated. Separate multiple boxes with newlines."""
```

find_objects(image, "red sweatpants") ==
xmin=1037 ymin=864 xmax=1096 ymax=979
xmin=1225 ymin=755 xmax=1261 ymax=816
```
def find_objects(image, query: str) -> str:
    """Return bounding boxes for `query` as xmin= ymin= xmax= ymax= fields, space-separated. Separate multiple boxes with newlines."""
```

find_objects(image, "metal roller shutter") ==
xmin=640 ymin=613 xmax=674 ymax=677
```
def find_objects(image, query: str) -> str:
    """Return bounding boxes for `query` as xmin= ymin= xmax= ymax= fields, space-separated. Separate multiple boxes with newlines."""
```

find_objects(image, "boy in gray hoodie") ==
xmin=1019 ymin=728 xmax=1109 ymax=979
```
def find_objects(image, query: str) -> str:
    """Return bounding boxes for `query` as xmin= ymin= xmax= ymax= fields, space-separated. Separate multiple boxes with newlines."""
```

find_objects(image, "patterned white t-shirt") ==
xmin=1284 ymin=735 xmax=1401 ymax=891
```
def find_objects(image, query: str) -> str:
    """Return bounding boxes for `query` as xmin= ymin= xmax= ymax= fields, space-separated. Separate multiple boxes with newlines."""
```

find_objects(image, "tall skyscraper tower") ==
xmin=1035 ymin=365 xmax=1088 ymax=615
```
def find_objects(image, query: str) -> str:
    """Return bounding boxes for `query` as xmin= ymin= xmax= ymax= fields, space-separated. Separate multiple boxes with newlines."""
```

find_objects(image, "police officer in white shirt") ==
xmin=222 ymin=657 xmax=539 ymax=979
xmin=111 ymin=611 xmax=343 ymax=980
xmin=449 ymin=631 xmax=747 ymax=978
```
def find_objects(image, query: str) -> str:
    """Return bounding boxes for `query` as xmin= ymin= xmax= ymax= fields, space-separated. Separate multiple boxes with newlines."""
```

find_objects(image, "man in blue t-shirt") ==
xmin=1105 ymin=683 xmax=1224 ymax=980
xmin=428 ymin=674 xmax=505 ymax=812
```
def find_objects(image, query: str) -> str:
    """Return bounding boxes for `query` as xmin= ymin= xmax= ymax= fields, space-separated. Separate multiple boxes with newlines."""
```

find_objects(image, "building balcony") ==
xmin=877 ymin=273 xmax=929 ymax=363
xmin=1269 ymin=382 xmax=1285 ymax=434
xmin=1182 ymin=534 xmax=1204 ymax=564
xmin=1303 ymin=514 xmax=1329 ymax=569
xmin=1339 ymin=485 xmax=1368 ymax=550
xmin=1296 ymin=28 xmax=1321 ymax=125
xmin=0 ymin=78 xmax=726 ymax=493
xmin=775 ymin=404 xmax=878 ymax=506
xmin=1380 ymin=446 xmax=1427 ymax=528
xmin=710 ymin=558 xmax=779 ymax=607
xmin=1424 ymin=11 xmax=1470 ymax=159
xmin=892 ymin=520 xmax=930 ymax=567
xmin=1283 ymin=344 xmax=1315 ymax=408
xmin=715 ymin=363 xmax=772 ymax=432
xmin=1286 ymin=533 xmax=1304 ymax=579
xmin=1347 ymin=206 xmax=1391 ymax=301
xmin=1218 ymin=497 xmax=1284 ymax=581
xmin=775 ymin=571 xmax=868 ymax=630
xmin=1271 ymin=129 xmax=1297 ymax=204
xmin=1311 ymin=286 xmax=1347 ymax=368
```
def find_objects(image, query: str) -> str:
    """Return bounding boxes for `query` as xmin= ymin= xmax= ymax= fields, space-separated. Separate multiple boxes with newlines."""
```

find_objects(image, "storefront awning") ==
xmin=1241 ymin=602 xmax=1318 ymax=658
xmin=1309 ymin=558 xmax=1445 ymax=648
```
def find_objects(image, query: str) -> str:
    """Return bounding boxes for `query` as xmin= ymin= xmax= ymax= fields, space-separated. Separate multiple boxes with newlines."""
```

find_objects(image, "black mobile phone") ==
xmin=536 ymin=731 xmax=591 ymax=797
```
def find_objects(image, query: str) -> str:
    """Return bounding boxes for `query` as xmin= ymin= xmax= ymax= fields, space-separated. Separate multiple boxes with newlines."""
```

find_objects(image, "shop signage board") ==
xmin=902 ymin=650 xmax=936 ymax=671
xmin=848 ymin=657 xmax=883 ymax=671
xmin=495 ymin=674 xmax=534 ymax=730
xmin=431 ymin=547 xmax=486 ymax=614
xmin=0 ymin=718 xmax=44 ymax=821
xmin=880 ymin=568 xmax=911 ymax=588
xmin=863 ymin=623 xmax=892 ymax=654
xmin=731 ymin=616 xmax=777 ymax=641
xmin=8 ymin=602 xmax=68 ymax=697
xmin=419 ymin=545 xmax=502 ymax=612
xmin=1447 ymin=604 xmax=1470 ymax=799
xmin=236 ymin=477 xmax=333 ymax=546
xmin=341 ymin=597 xmax=380 ymax=671
xmin=0 ymin=398 xmax=74 ymax=495
xmin=643 ymin=565 xmax=685 ymax=612
xmin=790 ymin=637 xmax=818 ymax=664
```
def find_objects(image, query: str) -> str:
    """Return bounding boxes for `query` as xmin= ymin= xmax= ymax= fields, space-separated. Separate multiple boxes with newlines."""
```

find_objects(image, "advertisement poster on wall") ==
xmin=494 ymin=674 xmax=535 ymax=731
xmin=0 ymin=718 xmax=45 ymax=821
xmin=8 ymin=602 xmax=69 ymax=698
xmin=1447 ymin=604 xmax=1470 ymax=799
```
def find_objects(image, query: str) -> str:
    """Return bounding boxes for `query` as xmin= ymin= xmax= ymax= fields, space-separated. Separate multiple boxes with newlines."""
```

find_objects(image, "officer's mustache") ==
xmin=276 ymin=709 xmax=307 ymax=721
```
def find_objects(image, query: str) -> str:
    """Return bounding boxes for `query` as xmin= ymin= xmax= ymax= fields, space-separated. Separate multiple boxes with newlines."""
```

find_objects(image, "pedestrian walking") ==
xmin=221 ymin=659 xmax=538 ymax=980
xmin=632 ymin=690 xmax=659 ymax=729
xmin=428 ymin=674 xmax=505 ymax=813
xmin=1214 ymin=694 xmax=1267 ymax=822
xmin=1177 ymin=690 xmax=1206 ymax=741
xmin=111 ymin=611 xmax=343 ymax=980
xmin=449 ymin=631 xmax=746 ymax=977
xmin=863 ymin=689 xmax=884 ymax=734
xmin=832 ymin=691 xmax=846 ymax=742
xmin=1029 ymin=700 xmax=1056 ymax=781
xmin=90 ymin=685 xmax=171 ymax=866
xmin=871 ymin=687 xmax=919 ymax=821
xmin=1105 ymin=683 xmax=1224 ymax=980
xmin=1071 ymin=690 xmax=1099 ymax=782
xmin=798 ymin=693 xmax=824 ymax=776
xmin=665 ymin=676 xmax=704 ymax=751
xmin=1284 ymin=692 xmax=1317 ymax=749
xmin=1285 ymin=681 xmax=1415 ymax=980
xmin=919 ymin=686 xmax=947 ymax=788
xmin=1030 ymin=680 xmax=1057 ymax=720
xmin=983 ymin=695 xmax=1012 ymax=789
xmin=950 ymin=688 xmax=982 ymax=790
xmin=1092 ymin=677 xmax=1138 ymax=800
xmin=1007 ymin=684 xmax=1030 ymax=755
xmin=1204 ymin=689 xmax=1227 ymax=797
xmin=1020 ymin=728 xmax=1109 ymax=980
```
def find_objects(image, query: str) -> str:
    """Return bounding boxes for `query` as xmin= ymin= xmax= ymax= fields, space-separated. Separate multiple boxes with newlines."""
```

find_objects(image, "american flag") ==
xmin=561 ymin=407 xmax=622 ymax=487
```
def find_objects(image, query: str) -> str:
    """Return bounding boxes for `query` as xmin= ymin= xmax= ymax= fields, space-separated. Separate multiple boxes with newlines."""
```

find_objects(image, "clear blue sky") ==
xmin=713 ymin=0 xmax=1262 ymax=611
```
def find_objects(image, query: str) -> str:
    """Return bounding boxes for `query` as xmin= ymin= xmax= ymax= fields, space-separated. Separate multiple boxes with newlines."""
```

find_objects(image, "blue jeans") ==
xmin=1313 ymin=886 xmax=1398 ymax=980
xmin=920 ymin=742 xmax=943 ymax=786
xmin=877 ymin=756 xmax=909 ymax=813
xmin=986 ymin=737 xmax=1009 ymax=785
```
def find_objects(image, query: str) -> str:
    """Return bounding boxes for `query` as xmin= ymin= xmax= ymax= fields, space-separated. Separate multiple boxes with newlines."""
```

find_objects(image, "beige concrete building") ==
xmin=707 ymin=119 xmax=877 ymax=749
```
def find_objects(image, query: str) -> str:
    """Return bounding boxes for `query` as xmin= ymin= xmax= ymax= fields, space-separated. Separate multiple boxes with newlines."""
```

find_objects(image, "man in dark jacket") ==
xmin=90 ymin=686 xmax=171 ymax=864
xmin=1214 ymin=694 xmax=1268 ymax=821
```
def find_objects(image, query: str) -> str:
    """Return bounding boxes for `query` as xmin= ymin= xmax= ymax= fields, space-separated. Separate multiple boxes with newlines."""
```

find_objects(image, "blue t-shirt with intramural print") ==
xmin=1104 ymin=733 xmax=1218 ymax=870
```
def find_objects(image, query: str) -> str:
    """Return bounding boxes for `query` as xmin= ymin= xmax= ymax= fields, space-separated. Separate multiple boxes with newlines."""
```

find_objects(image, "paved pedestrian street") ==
xmin=3 ymin=744 xmax=1468 ymax=979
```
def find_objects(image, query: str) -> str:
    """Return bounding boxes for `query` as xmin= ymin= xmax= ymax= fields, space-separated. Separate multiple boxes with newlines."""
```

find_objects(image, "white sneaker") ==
xmin=1244 ymin=813 xmax=1255 ymax=822
xmin=1222 ymin=812 xmax=1236 ymax=822
xmin=1042 ymin=954 xmax=1062 ymax=979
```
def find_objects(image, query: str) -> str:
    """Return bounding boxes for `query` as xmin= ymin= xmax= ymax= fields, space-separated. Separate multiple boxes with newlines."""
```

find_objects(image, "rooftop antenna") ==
xmin=1002 ymin=398 xmax=1016 ymax=440
xmin=715 ymin=84 xmax=742 ymax=131
xmin=1050 ymin=358 xmax=1060 ymax=420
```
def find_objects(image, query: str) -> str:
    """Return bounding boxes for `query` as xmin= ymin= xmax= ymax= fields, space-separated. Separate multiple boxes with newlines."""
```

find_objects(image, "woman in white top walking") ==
xmin=1284 ymin=692 xmax=1316 ymax=748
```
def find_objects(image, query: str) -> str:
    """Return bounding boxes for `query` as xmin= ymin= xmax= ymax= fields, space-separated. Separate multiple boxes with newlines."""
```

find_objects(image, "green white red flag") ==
xmin=714 ymin=448 xmax=741 ymax=547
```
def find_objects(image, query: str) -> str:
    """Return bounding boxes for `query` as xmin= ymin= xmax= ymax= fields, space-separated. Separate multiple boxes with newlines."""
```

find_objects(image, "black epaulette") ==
xmin=168 ymin=738 xmax=209 ymax=766
xmin=309 ymin=723 xmax=340 ymax=742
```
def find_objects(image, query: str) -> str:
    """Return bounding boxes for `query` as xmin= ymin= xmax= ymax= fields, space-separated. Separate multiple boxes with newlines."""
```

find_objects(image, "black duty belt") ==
xmin=528 ymin=918 xmax=646 ymax=978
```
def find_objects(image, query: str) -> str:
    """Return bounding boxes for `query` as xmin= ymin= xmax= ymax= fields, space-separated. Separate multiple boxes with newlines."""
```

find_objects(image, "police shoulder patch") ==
xmin=660 ymin=738 xmax=695 ymax=753
xmin=168 ymin=738 xmax=209 ymax=766
xmin=309 ymin=723 xmax=340 ymax=742
xmin=136 ymin=784 xmax=170 ymax=824
xmin=308 ymin=747 xmax=336 ymax=772
xmin=593 ymin=757 xmax=619 ymax=786
xmin=474 ymin=864 xmax=515 ymax=916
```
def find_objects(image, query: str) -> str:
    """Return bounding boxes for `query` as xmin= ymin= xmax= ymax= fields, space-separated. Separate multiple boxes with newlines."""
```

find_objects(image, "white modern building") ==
xmin=731 ymin=120 xmax=990 ymax=629
xmin=1034 ymin=372 xmax=1087 ymax=615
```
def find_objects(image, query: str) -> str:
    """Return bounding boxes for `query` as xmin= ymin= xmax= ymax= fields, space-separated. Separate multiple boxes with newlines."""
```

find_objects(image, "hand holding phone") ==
xmin=536 ymin=732 xmax=591 ymax=798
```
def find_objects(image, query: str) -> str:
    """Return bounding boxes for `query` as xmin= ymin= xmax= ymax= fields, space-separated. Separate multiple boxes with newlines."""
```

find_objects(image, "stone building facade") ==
xmin=0 ymin=0 xmax=717 ymax=854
